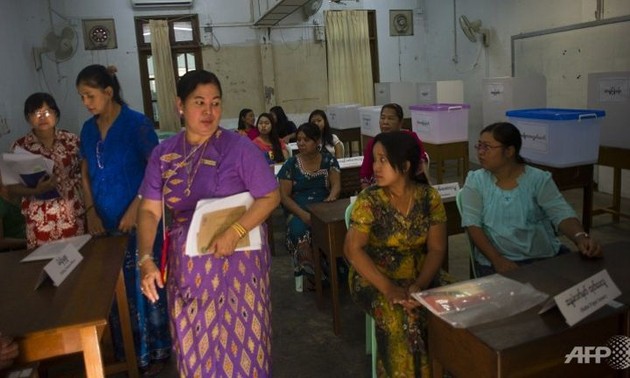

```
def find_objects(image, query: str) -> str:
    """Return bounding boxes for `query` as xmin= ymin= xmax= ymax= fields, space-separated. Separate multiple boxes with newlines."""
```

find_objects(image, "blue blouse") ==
xmin=80 ymin=105 xmax=158 ymax=230
xmin=460 ymin=165 xmax=577 ymax=266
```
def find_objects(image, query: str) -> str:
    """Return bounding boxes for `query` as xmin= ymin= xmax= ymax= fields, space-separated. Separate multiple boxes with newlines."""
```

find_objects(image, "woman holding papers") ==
xmin=137 ymin=70 xmax=280 ymax=377
xmin=6 ymin=93 xmax=85 ymax=249
xmin=278 ymin=122 xmax=341 ymax=288
xmin=76 ymin=64 xmax=171 ymax=375
xmin=344 ymin=131 xmax=448 ymax=377
xmin=459 ymin=122 xmax=602 ymax=277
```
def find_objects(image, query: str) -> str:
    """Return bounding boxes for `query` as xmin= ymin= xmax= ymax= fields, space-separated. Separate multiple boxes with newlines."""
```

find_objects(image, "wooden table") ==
xmin=308 ymin=196 xmax=463 ymax=335
xmin=428 ymin=241 xmax=630 ymax=378
xmin=0 ymin=236 xmax=138 ymax=378
xmin=593 ymin=146 xmax=630 ymax=223
xmin=531 ymin=163 xmax=595 ymax=232
xmin=423 ymin=141 xmax=469 ymax=184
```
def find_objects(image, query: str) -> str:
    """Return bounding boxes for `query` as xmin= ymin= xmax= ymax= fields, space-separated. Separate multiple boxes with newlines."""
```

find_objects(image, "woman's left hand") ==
xmin=206 ymin=227 xmax=240 ymax=259
xmin=323 ymin=195 xmax=337 ymax=202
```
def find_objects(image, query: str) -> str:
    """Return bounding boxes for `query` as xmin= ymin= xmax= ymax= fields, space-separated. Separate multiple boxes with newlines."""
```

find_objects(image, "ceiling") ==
xmin=254 ymin=0 xmax=312 ymax=27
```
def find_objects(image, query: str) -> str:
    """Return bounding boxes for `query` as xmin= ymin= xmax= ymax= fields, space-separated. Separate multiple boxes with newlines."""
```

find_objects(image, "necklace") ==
xmin=389 ymin=187 xmax=414 ymax=217
xmin=182 ymin=137 xmax=210 ymax=197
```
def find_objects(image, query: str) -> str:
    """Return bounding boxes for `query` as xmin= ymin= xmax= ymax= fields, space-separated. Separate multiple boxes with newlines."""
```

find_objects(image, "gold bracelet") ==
xmin=231 ymin=222 xmax=247 ymax=239
xmin=137 ymin=254 xmax=153 ymax=267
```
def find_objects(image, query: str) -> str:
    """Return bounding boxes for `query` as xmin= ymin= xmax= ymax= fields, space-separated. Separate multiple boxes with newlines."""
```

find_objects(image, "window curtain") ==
xmin=149 ymin=19 xmax=180 ymax=132
xmin=325 ymin=10 xmax=374 ymax=106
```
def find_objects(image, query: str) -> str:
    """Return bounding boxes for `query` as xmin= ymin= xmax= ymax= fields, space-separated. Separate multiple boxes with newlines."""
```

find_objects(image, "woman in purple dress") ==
xmin=137 ymin=70 xmax=280 ymax=377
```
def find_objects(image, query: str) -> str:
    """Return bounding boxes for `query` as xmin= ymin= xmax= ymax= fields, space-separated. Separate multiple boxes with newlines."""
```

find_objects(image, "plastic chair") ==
xmin=455 ymin=190 xmax=478 ymax=278
xmin=344 ymin=201 xmax=377 ymax=378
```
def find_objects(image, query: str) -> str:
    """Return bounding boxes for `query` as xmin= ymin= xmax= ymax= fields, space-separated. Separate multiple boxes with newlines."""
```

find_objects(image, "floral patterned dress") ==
xmin=11 ymin=129 xmax=85 ymax=248
xmin=348 ymin=184 xmax=449 ymax=377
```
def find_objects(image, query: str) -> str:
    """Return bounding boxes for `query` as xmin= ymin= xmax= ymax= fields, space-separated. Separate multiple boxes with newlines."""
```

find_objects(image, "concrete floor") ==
xmin=43 ymin=163 xmax=630 ymax=377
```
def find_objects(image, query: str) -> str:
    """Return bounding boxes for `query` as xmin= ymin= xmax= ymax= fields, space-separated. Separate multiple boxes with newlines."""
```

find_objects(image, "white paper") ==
xmin=1 ymin=149 xmax=55 ymax=185
xmin=553 ymin=269 xmax=621 ymax=326
xmin=21 ymin=234 xmax=92 ymax=262
xmin=186 ymin=192 xmax=262 ymax=257
xmin=432 ymin=182 xmax=460 ymax=199
xmin=337 ymin=156 xmax=364 ymax=168
xmin=43 ymin=244 xmax=83 ymax=287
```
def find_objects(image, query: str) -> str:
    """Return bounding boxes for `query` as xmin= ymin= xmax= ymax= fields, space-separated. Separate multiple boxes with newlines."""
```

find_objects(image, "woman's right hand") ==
xmin=384 ymin=283 xmax=409 ymax=305
xmin=86 ymin=209 xmax=106 ymax=235
xmin=140 ymin=260 xmax=163 ymax=304
xmin=36 ymin=173 xmax=57 ymax=194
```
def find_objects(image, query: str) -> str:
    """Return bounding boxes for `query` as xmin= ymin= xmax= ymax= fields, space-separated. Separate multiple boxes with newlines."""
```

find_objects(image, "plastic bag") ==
xmin=411 ymin=274 xmax=549 ymax=328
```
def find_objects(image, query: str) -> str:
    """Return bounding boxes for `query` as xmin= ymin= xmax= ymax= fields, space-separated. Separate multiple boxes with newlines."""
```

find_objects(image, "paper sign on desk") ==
xmin=432 ymin=182 xmax=460 ymax=199
xmin=540 ymin=269 xmax=621 ymax=326
xmin=21 ymin=234 xmax=92 ymax=262
xmin=34 ymin=244 xmax=83 ymax=289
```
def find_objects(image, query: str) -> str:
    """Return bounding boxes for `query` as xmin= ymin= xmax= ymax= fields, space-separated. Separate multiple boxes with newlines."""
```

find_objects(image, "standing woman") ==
xmin=278 ymin=122 xmax=341 ymax=284
xmin=252 ymin=112 xmax=289 ymax=164
xmin=309 ymin=109 xmax=344 ymax=158
xmin=345 ymin=131 xmax=448 ymax=377
xmin=7 ymin=93 xmax=84 ymax=249
xmin=137 ymin=70 xmax=280 ymax=377
xmin=76 ymin=64 xmax=171 ymax=374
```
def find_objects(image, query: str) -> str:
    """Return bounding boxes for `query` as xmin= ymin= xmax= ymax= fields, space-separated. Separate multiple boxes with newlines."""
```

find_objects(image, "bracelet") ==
xmin=231 ymin=222 xmax=247 ymax=239
xmin=137 ymin=254 xmax=153 ymax=267
xmin=574 ymin=231 xmax=590 ymax=240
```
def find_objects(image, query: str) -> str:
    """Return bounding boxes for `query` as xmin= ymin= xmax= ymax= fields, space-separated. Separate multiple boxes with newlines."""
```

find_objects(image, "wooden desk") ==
xmin=309 ymin=196 xmax=462 ymax=335
xmin=593 ymin=146 xmax=630 ymax=223
xmin=423 ymin=141 xmax=469 ymax=184
xmin=0 ymin=236 xmax=138 ymax=378
xmin=530 ymin=163 xmax=595 ymax=232
xmin=429 ymin=242 xmax=630 ymax=378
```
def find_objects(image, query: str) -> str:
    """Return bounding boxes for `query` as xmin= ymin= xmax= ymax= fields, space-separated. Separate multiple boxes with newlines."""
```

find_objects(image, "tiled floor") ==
xmin=42 ymin=163 xmax=630 ymax=377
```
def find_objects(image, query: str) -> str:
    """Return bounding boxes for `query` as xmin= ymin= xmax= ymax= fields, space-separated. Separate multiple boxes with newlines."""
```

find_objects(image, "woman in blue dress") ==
xmin=76 ymin=64 xmax=171 ymax=375
xmin=278 ymin=122 xmax=341 ymax=279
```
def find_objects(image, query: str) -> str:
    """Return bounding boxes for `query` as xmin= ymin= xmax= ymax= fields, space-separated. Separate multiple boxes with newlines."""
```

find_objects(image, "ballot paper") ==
xmin=185 ymin=192 xmax=262 ymax=257
xmin=0 ymin=148 xmax=58 ymax=199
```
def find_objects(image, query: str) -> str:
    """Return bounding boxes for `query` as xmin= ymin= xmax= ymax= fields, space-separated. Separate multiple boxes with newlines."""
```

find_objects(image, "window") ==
xmin=134 ymin=15 xmax=202 ymax=128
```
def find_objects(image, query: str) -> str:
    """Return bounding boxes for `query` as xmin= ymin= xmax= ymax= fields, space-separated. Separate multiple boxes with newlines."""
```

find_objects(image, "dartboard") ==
xmin=89 ymin=25 xmax=110 ymax=46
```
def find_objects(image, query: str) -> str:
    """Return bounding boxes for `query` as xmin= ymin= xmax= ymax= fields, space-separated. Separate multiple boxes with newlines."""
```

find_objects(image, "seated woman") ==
xmin=360 ymin=103 xmax=429 ymax=188
xmin=237 ymin=107 xmax=258 ymax=140
xmin=344 ymin=131 xmax=448 ymax=377
xmin=270 ymin=105 xmax=298 ymax=144
xmin=308 ymin=109 xmax=344 ymax=158
xmin=278 ymin=122 xmax=341 ymax=283
xmin=460 ymin=122 xmax=602 ymax=277
xmin=252 ymin=112 xmax=290 ymax=164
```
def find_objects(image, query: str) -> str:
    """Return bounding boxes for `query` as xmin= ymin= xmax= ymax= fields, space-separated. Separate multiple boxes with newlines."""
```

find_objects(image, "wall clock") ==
xmin=82 ymin=19 xmax=118 ymax=50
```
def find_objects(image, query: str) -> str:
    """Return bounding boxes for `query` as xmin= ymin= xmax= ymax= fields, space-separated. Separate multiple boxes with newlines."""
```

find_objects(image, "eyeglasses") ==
xmin=96 ymin=140 xmax=104 ymax=169
xmin=474 ymin=143 xmax=504 ymax=152
xmin=32 ymin=109 xmax=53 ymax=118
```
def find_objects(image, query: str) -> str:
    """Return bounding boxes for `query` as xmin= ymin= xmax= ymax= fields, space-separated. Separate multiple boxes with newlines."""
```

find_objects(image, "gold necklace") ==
xmin=389 ymin=187 xmax=414 ymax=217
xmin=182 ymin=137 xmax=210 ymax=197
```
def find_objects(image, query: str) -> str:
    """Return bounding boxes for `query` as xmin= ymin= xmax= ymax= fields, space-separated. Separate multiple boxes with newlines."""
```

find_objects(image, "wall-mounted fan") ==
xmin=34 ymin=24 xmax=78 ymax=70
xmin=459 ymin=15 xmax=489 ymax=47
xmin=303 ymin=0 xmax=323 ymax=19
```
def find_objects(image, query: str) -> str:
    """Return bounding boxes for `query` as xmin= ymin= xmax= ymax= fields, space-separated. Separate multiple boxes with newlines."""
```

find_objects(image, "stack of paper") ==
xmin=186 ymin=192 xmax=262 ymax=257
xmin=0 ymin=147 xmax=58 ymax=199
